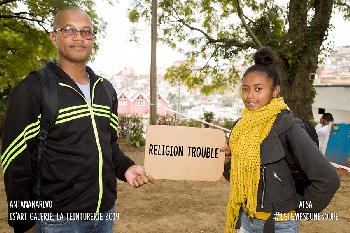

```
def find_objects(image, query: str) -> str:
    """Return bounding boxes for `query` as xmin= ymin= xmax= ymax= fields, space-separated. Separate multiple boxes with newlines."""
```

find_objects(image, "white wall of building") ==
xmin=312 ymin=85 xmax=350 ymax=123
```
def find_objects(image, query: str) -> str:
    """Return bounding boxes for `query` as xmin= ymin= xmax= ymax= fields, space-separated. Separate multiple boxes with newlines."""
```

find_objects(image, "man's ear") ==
xmin=50 ymin=32 xmax=57 ymax=46
xmin=273 ymin=85 xmax=281 ymax=98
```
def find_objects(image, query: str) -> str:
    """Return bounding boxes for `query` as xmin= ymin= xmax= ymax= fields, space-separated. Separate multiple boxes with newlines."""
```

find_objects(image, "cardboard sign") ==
xmin=144 ymin=125 xmax=226 ymax=181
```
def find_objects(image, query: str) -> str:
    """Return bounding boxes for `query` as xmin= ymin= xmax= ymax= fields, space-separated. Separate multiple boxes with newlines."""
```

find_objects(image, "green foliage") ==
xmin=158 ymin=112 xmax=236 ymax=130
xmin=118 ymin=114 xmax=145 ymax=147
xmin=128 ymin=8 xmax=140 ymax=23
xmin=128 ymin=0 xmax=350 ymax=118
xmin=0 ymin=0 xmax=109 ymax=90
xmin=125 ymin=128 xmax=145 ymax=148
xmin=163 ymin=59 xmax=199 ymax=88
xmin=213 ymin=118 xmax=236 ymax=131
xmin=158 ymin=114 xmax=178 ymax=126
xmin=335 ymin=0 xmax=350 ymax=19
xmin=158 ymin=114 xmax=202 ymax=128
xmin=202 ymin=111 xmax=214 ymax=127
xmin=179 ymin=119 xmax=202 ymax=128
xmin=249 ymin=6 xmax=287 ymax=48
xmin=157 ymin=113 xmax=238 ymax=130
xmin=163 ymin=58 xmax=239 ymax=95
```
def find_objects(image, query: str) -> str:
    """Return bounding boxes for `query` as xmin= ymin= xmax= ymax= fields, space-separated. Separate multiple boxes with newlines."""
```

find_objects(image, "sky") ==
xmin=89 ymin=1 xmax=185 ymax=75
xmin=89 ymin=1 xmax=350 ymax=76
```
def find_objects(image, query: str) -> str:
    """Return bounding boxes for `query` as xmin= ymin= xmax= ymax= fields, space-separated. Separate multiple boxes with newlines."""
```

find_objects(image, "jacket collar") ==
xmin=46 ymin=62 xmax=100 ymax=87
xmin=260 ymin=110 xmax=297 ymax=165
xmin=270 ymin=110 xmax=296 ymax=136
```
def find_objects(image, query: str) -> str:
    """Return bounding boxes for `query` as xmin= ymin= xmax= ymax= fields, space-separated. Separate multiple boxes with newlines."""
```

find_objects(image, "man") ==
xmin=315 ymin=112 xmax=334 ymax=151
xmin=1 ymin=6 xmax=154 ymax=233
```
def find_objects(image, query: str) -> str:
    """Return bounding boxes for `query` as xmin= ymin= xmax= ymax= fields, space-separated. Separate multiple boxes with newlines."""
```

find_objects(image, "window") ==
xmin=119 ymin=94 xmax=128 ymax=106
xmin=135 ymin=96 xmax=145 ymax=106
xmin=119 ymin=99 xmax=127 ymax=106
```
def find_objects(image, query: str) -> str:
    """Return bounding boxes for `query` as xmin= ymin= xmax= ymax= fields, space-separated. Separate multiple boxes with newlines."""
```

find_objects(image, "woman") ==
xmin=225 ymin=48 xmax=340 ymax=233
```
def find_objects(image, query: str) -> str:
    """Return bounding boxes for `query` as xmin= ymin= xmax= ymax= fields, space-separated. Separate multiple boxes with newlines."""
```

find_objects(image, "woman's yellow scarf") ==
xmin=225 ymin=97 xmax=287 ymax=232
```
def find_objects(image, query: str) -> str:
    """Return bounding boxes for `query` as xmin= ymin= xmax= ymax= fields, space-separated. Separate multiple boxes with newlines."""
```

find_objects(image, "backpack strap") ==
xmin=31 ymin=67 xmax=59 ymax=199
xmin=298 ymin=117 xmax=319 ymax=147
xmin=37 ymin=68 xmax=59 ymax=129
xmin=100 ymin=77 xmax=116 ymax=108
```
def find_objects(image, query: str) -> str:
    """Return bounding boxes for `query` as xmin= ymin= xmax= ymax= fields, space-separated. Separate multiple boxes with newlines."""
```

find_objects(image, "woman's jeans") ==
xmin=240 ymin=211 xmax=299 ymax=233
xmin=35 ymin=207 xmax=116 ymax=233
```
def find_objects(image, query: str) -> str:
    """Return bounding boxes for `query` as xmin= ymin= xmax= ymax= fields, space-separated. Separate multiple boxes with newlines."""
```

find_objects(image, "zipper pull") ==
xmin=273 ymin=172 xmax=282 ymax=182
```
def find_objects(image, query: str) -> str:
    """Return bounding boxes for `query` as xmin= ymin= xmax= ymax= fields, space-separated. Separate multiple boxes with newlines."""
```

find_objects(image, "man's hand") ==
xmin=125 ymin=165 xmax=155 ymax=188
xmin=223 ymin=143 xmax=231 ymax=156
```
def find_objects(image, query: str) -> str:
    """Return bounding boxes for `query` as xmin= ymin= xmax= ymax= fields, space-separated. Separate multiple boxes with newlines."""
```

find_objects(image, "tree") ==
xmin=128 ymin=0 xmax=350 ymax=119
xmin=150 ymin=0 xmax=157 ymax=125
xmin=0 ymin=0 xmax=110 ymax=89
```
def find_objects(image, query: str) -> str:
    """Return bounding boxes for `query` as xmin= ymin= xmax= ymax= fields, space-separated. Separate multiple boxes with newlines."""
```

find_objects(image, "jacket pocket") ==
xmin=257 ymin=160 xmax=298 ymax=212
xmin=273 ymin=171 xmax=290 ymax=190
xmin=269 ymin=161 xmax=296 ymax=202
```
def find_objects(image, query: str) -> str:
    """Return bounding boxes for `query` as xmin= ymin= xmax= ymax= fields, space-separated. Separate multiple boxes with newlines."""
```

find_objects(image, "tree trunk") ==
xmin=283 ymin=65 xmax=315 ymax=119
xmin=278 ymin=0 xmax=334 ymax=120
xmin=149 ymin=0 xmax=157 ymax=125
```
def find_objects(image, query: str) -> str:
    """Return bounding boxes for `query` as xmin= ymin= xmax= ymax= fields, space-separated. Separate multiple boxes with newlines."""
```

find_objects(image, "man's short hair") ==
xmin=52 ymin=6 xmax=87 ymax=30
xmin=322 ymin=113 xmax=334 ymax=122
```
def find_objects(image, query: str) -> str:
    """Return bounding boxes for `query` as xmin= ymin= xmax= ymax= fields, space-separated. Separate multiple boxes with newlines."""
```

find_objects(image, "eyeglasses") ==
xmin=54 ymin=27 xmax=95 ymax=39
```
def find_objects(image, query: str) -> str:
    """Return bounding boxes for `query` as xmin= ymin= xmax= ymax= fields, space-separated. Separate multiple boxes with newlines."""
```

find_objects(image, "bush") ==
xmin=158 ymin=114 xmax=178 ymax=126
xmin=213 ymin=118 xmax=236 ymax=131
xmin=118 ymin=114 xmax=145 ymax=147
xmin=178 ymin=119 xmax=202 ymax=128
xmin=202 ymin=111 xmax=214 ymax=128
xmin=125 ymin=127 xmax=145 ymax=148
xmin=158 ymin=113 xmax=236 ymax=131
xmin=158 ymin=114 xmax=202 ymax=128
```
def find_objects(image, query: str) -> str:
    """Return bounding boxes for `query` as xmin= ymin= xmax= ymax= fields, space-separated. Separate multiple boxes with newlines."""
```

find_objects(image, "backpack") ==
xmin=31 ymin=66 xmax=115 ymax=198
xmin=223 ymin=115 xmax=317 ymax=196
xmin=298 ymin=117 xmax=319 ymax=147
